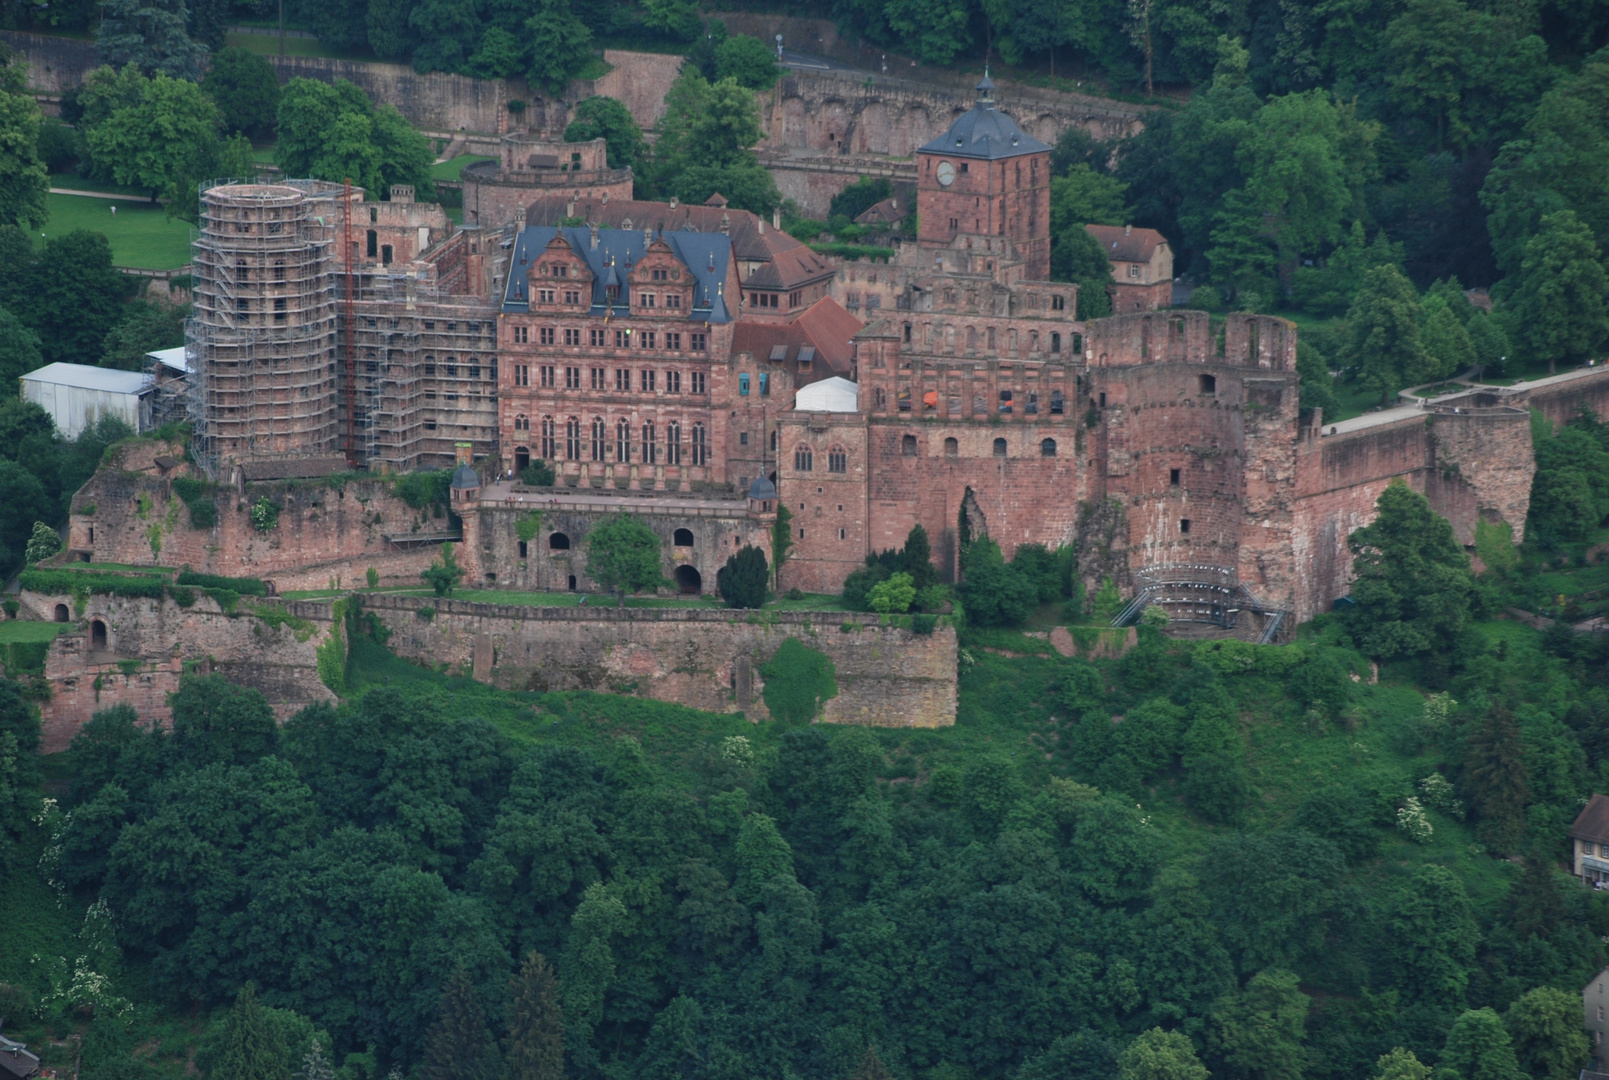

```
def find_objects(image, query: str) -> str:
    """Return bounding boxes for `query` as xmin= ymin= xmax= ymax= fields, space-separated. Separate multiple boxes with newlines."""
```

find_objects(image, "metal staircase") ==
xmin=1111 ymin=564 xmax=1293 ymax=643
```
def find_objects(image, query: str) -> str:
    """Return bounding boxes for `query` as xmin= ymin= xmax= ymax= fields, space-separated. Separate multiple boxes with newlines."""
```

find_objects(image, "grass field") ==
xmin=430 ymin=155 xmax=497 ymax=181
xmin=38 ymin=193 xmax=193 ymax=270
xmin=224 ymin=30 xmax=370 ymax=60
xmin=0 ymin=622 xmax=69 ymax=644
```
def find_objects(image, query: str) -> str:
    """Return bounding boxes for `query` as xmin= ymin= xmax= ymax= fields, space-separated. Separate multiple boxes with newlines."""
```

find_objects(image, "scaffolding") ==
xmin=188 ymin=180 xmax=501 ymax=477
xmin=189 ymin=181 xmax=343 ymax=476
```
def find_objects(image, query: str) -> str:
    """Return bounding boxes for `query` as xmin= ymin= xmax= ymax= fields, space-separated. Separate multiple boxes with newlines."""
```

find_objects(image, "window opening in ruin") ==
xmin=829 ymin=447 xmax=847 ymax=473
xmin=944 ymin=437 xmax=958 ymax=457
xmin=541 ymin=416 xmax=556 ymax=458
xmin=1051 ymin=332 xmax=1061 ymax=353
xmin=902 ymin=434 xmax=917 ymax=457
xmin=674 ymin=565 xmax=702 ymax=594
xmin=1041 ymin=439 xmax=1057 ymax=457
xmin=760 ymin=372 xmax=770 ymax=396
xmin=897 ymin=388 xmax=911 ymax=411
xmin=993 ymin=438 xmax=1007 ymax=458
xmin=674 ymin=528 xmax=695 ymax=546
xmin=550 ymin=532 xmax=571 ymax=550
xmin=740 ymin=432 xmax=748 ymax=446
xmin=518 ymin=540 xmax=528 ymax=558
xmin=367 ymin=230 xmax=377 ymax=257
xmin=91 ymin=620 xmax=107 ymax=650
xmin=1199 ymin=373 xmax=1216 ymax=395
xmin=771 ymin=430 xmax=778 ymax=452
xmin=515 ymin=447 xmax=530 ymax=472
xmin=381 ymin=245 xmax=393 ymax=265
xmin=1170 ymin=468 xmax=1181 ymax=486
xmin=569 ymin=575 xmax=577 ymax=590
xmin=1179 ymin=519 xmax=1191 ymax=534
xmin=999 ymin=390 xmax=1013 ymax=413
xmin=1052 ymin=294 xmax=1066 ymax=311
xmin=839 ymin=528 xmax=846 ymax=540
xmin=54 ymin=604 xmax=68 ymax=622
xmin=1051 ymin=390 xmax=1065 ymax=414
xmin=904 ymin=323 xmax=912 ymax=343
xmin=1099 ymin=392 xmax=1107 ymax=407
xmin=795 ymin=445 xmax=814 ymax=471
xmin=369 ymin=207 xmax=377 ymax=223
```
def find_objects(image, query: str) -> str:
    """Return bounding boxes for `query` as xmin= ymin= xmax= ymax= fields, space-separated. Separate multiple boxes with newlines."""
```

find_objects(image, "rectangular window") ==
xmin=666 ymin=332 xmax=682 ymax=350
xmin=564 ymin=290 xmax=580 ymax=305
xmin=540 ymin=365 xmax=554 ymax=388
xmin=759 ymin=372 xmax=770 ymax=396
xmin=539 ymin=289 xmax=555 ymax=304
xmin=642 ymin=370 xmax=656 ymax=392
xmin=1180 ymin=519 xmax=1191 ymax=534
xmin=1052 ymin=294 xmax=1066 ymax=311
xmin=590 ymin=367 xmax=604 ymax=390
xmin=739 ymin=373 xmax=750 ymax=396
xmin=1170 ymin=468 xmax=1181 ymax=486
xmin=666 ymin=370 xmax=680 ymax=393
xmin=691 ymin=371 xmax=706 ymax=394
xmin=513 ymin=326 xmax=528 ymax=344
xmin=590 ymin=329 xmax=605 ymax=347
xmin=666 ymin=293 xmax=682 ymax=309
xmin=564 ymin=328 xmax=580 ymax=346
xmin=998 ymin=390 xmax=1013 ymax=413
xmin=565 ymin=366 xmax=580 ymax=389
xmin=691 ymin=332 xmax=707 ymax=352
xmin=615 ymin=329 xmax=629 ymax=348
xmin=540 ymin=327 xmax=555 ymax=345
xmin=641 ymin=330 xmax=656 ymax=349
xmin=641 ymin=293 xmax=656 ymax=308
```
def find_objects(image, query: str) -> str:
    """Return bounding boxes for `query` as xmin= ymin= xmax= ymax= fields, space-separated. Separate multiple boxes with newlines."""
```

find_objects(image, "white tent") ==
xmin=794 ymin=376 xmax=858 ymax=413
xmin=20 ymin=363 xmax=153 ymax=437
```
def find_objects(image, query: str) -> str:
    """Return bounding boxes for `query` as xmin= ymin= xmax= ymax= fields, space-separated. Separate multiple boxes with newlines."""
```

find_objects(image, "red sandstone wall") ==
xmin=68 ymin=474 xmax=446 ymax=585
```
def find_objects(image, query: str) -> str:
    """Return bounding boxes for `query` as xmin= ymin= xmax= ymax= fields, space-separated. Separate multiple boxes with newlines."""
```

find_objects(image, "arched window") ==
xmin=666 ymin=421 xmax=681 ymax=464
xmin=642 ymin=421 xmax=656 ymax=464
xmin=944 ymin=437 xmax=958 ymax=457
xmin=514 ymin=413 xmax=530 ymax=431
xmin=90 ymin=620 xmax=107 ymax=649
xmin=53 ymin=604 xmax=69 ymax=622
xmin=616 ymin=419 xmax=631 ymax=462
xmin=874 ymin=387 xmax=887 ymax=410
xmin=828 ymin=447 xmax=847 ymax=473
xmin=540 ymin=416 xmax=556 ymax=459
xmin=1041 ymin=438 xmax=1057 ymax=457
xmin=902 ymin=434 xmax=917 ymax=456
xmin=674 ymin=528 xmax=695 ymax=546
xmin=993 ymin=438 xmax=1007 ymax=458
xmin=794 ymin=445 xmax=814 ymax=471
xmin=565 ymin=416 xmax=581 ymax=460
xmin=691 ymin=423 xmax=706 ymax=465
xmin=549 ymin=532 xmax=571 ymax=550
xmin=591 ymin=417 xmax=605 ymax=460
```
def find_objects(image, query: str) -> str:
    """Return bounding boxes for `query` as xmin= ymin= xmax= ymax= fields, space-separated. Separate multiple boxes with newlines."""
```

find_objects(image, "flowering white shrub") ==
xmin=1397 ymin=797 xmax=1434 ymax=843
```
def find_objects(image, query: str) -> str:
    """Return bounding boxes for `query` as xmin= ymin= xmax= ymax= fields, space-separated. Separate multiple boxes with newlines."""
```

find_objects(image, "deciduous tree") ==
xmin=202 ymin=47 xmax=280 ymax=138
xmin=1512 ymin=210 xmax=1609 ymax=373
xmin=1342 ymin=481 xmax=1473 ymax=661
xmin=1440 ymin=1008 xmax=1523 ymax=1080
xmin=585 ymin=515 xmax=663 ymax=602
xmin=564 ymin=97 xmax=645 ymax=173
xmin=0 ymin=45 xmax=48 ymax=230
xmin=1118 ymin=1028 xmax=1209 ymax=1080
xmin=1504 ymin=986 xmax=1589 ymax=1080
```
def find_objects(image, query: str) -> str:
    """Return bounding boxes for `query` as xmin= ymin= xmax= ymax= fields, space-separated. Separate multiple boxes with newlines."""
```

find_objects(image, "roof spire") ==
xmin=976 ymin=66 xmax=995 ymax=108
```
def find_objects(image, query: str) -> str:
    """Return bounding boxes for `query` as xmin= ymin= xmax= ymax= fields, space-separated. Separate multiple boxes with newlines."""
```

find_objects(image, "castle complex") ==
xmin=62 ymin=77 xmax=1609 ymax=640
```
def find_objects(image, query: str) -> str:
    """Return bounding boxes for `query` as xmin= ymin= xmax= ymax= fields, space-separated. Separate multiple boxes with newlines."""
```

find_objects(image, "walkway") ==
xmin=1324 ymin=363 xmax=1606 ymax=437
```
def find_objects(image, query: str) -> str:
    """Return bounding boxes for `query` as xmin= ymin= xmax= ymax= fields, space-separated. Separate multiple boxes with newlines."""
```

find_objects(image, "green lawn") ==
xmin=39 ymin=193 xmax=193 ymax=270
xmin=0 ymin=622 xmax=69 ymax=644
xmin=225 ymin=31 xmax=370 ymax=60
xmin=280 ymin=585 xmax=854 ymax=612
xmin=48 ymin=172 xmax=149 ymax=198
xmin=430 ymin=155 xmax=497 ymax=182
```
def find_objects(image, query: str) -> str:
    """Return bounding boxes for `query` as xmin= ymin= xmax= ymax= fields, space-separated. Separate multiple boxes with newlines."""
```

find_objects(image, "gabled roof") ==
xmin=730 ymin=297 xmax=862 ymax=383
xmin=855 ymin=197 xmax=905 ymax=226
xmin=239 ymin=456 xmax=348 ymax=481
xmin=502 ymin=226 xmax=734 ymax=323
xmin=1085 ymin=224 xmax=1169 ymax=264
xmin=795 ymin=376 xmax=858 ymax=413
xmin=918 ymin=75 xmax=1049 ymax=161
xmin=21 ymin=362 xmax=153 ymax=394
xmin=147 ymin=346 xmax=191 ymax=375
xmin=743 ymin=241 xmax=835 ymax=291
xmin=0 ymin=1032 xmax=41 ymax=1079
xmin=526 ymin=196 xmax=784 ymax=265
xmin=1573 ymin=794 xmax=1609 ymax=844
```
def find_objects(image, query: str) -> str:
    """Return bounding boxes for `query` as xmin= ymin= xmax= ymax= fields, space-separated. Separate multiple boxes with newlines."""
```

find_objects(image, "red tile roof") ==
xmin=731 ymin=297 xmax=863 ymax=384
xmin=1573 ymin=794 xmax=1609 ymax=843
xmin=1085 ymin=224 xmax=1169 ymax=264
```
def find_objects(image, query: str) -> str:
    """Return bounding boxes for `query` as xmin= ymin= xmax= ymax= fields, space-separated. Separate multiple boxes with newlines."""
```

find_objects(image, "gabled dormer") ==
xmin=629 ymin=236 xmax=693 ymax=317
xmin=530 ymin=234 xmax=592 ymax=308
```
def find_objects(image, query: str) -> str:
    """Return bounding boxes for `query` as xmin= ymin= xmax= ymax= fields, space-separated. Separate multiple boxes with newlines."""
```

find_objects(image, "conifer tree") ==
xmin=1463 ymin=705 xmax=1530 ymax=852
xmin=505 ymin=952 xmax=565 ymax=1080
xmin=299 ymin=1039 xmax=334 ymax=1080
xmin=853 ymin=1046 xmax=894 ymax=1080
xmin=421 ymin=966 xmax=503 ymax=1080
xmin=211 ymin=984 xmax=292 ymax=1080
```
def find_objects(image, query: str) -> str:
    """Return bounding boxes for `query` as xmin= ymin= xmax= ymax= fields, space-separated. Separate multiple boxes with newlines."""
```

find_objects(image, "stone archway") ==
xmin=674 ymin=565 xmax=702 ymax=595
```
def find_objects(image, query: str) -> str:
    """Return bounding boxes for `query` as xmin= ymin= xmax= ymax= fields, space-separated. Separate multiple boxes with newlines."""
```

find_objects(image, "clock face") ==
xmin=936 ymin=161 xmax=956 ymax=187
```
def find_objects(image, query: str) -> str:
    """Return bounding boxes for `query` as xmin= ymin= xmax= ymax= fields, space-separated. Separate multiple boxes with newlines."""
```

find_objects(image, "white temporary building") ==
xmin=794 ymin=376 xmax=859 ymax=413
xmin=19 ymin=362 xmax=153 ymax=438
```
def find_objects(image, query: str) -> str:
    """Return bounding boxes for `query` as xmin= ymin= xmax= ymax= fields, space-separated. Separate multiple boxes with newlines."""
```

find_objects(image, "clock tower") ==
xmin=915 ymin=74 xmax=1052 ymax=282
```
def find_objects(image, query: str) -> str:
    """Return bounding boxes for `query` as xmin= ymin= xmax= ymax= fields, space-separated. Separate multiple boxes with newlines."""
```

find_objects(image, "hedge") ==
xmin=176 ymin=570 xmax=268 ymax=596
xmin=19 ymin=568 xmax=168 ymax=599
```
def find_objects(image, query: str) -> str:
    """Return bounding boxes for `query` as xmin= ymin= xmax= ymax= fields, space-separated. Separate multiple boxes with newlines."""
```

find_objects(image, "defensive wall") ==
xmin=5 ymin=588 xmax=956 ymax=750
xmin=11 ymin=589 xmax=337 ymax=752
xmin=66 ymin=472 xmax=450 ymax=591
xmin=359 ymin=594 xmax=957 ymax=727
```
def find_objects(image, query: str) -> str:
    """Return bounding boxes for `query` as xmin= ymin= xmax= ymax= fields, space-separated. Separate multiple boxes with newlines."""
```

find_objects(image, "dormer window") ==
xmin=652 ymin=268 xmax=668 ymax=281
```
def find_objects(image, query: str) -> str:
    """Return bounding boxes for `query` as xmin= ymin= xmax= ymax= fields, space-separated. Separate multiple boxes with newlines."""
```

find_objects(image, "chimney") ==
xmin=645 ymin=226 xmax=653 ymax=246
xmin=1124 ymin=223 xmax=1132 ymax=235
xmin=566 ymin=199 xmax=575 ymax=218
xmin=720 ymin=212 xmax=731 ymax=235
xmin=758 ymin=218 xmax=766 ymax=234
xmin=669 ymin=196 xmax=678 ymax=209
xmin=773 ymin=207 xmax=782 ymax=230
xmin=589 ymin=222 xmax=598 ymax=250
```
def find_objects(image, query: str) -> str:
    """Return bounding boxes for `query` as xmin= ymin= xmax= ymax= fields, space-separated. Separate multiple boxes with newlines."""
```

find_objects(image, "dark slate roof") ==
xmin=747 ymin=475 xmax=777 ymax=500
xmin=0 ymin=1033 xmax=40 ymax=1080
xmin=501 ymin=226 xmax=734 ymax=322
xmin=240 ymin=456 xmax=348 ymax=481
xmin=1573 ymin=794 xmax=1609 ymax=843
xmin=450 ymin=464 xmax=479 ymax=489
xmin=919 ymin=76 xmax=1049 ymax=161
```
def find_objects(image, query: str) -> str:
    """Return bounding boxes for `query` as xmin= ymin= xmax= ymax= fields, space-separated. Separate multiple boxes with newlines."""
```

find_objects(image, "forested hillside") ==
xmin=2 ymin=450 xmax=1609 ymax=1080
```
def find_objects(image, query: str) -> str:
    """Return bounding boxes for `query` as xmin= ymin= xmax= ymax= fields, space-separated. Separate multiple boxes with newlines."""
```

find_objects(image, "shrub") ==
xmin=250 ymin=498 xmax=279 ymax=532
xmin=842 ymin=563 xmax=891 ymax=611
xmin=1187 ymin=284 xmax=1224 ymax=311
xmin=718 ymin=545 xmax=769 ymax=609
xmin=759 ymin=638 xmax=837 ymax=723
xmin=1397 ymin=797 xmax=1433 ymax=842
xmin=176 ymin=570 xmax=268 ymax=596
xmin=868 ymin=571 xmax=916 ymax=618
xmin=519 ymin=460 xmax=557 ymax=487
xmin=394 ymin=469 xmax=451 ymax=510
xmin=911 ymin=613 xmax=937 ymax=634
xmin=366 ymin=567 xmax=379 ymax=589
xmin=421 ymin=543 xmax=466 ymax=597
